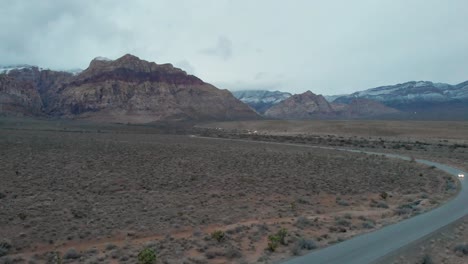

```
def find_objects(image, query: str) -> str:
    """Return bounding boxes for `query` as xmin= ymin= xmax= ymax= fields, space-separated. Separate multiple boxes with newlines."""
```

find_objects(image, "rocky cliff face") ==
xmin=0 ymin=74 xmax=43 ymax=116
xmin=0 ymin=54 xmax=259 ymax=123
xmin=5 ymin=66 xmax=74 ymax=109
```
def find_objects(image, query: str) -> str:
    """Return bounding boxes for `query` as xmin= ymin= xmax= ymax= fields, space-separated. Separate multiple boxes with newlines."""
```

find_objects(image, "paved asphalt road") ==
xmin=192 ymin=136 xmax=467 ymax=264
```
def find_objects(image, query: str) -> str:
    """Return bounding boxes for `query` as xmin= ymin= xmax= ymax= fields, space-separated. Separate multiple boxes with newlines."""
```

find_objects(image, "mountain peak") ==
xmin=303 ymin=90 xmax=316 ymax=96
xmin=116 ymin=53 xmax=141 ymax=62
xmin=265 ymin=90 xmax=334 ymax=119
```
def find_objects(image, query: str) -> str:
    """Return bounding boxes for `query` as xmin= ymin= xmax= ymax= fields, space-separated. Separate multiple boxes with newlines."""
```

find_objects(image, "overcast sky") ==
xmin=1 ymin=0 xmax=467 ymax=95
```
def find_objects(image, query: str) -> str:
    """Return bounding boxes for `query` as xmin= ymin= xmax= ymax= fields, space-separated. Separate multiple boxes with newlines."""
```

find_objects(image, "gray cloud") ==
xmin=1 ymin=0 xmax=467 ymax=95
xmin=254 ymin=72 xmax=266 ymax=80
xmin=200 ymin=36 xmax=233 ymax=60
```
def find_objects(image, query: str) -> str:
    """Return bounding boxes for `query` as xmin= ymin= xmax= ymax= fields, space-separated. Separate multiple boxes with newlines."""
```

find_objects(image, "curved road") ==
xmin=192 ymin=136 xmax=467 ymax=264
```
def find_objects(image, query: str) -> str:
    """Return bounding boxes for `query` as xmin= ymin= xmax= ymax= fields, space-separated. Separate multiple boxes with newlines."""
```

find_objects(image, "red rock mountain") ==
xmin=265 ymin=91 xmax=399 ymax=119
xmin=0 ymin=54 xmax=259 ymax=123
xmin=265 ymin=91 xmax=335 ymax=119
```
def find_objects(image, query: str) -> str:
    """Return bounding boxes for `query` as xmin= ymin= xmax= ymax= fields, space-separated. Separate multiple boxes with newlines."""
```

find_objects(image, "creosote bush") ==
xmin=380 ymin=191 xmax=388 ymax=200
xmin=267 ymin=235 xmax=280 ymax=252
xmin=138 ymin=248 xmax=157 ymax=264
xmin=211 ymin=230 xmax=225 ymax=242
xmin=267 ymin=228 xmax=288 ymax=251
xmin=277 ymin=228 xmax=288 ymax=245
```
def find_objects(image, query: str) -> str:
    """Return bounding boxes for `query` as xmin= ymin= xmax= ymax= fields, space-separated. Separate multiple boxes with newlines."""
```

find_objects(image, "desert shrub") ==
xmin=295 ymin=216 xmax=312 ymax=229
xmin=0 ymin=192 xmax=5 ymax=199
xmin=0 ymin=247 xmax=8 ymax=258
xmin=105 ymin=243 xmax=117 ymax=251
xmin=267 ymin=235 xmax=280 ymax=252
xmin=290 ymin=201 xmax=297 ymax=211
xmin=361 ymin=221 xmax=375 ymax=229
xmin=454 ymin=243 xmax=468 ymax=255
xmin=446 ymin=180 xmax=457 ymax=191
xmin=376 ymin=201 xmax=389 ymax=208
xmin=86 ymin=248 xmax=99 ymax=255
xmin=45 ymin=251 xmax=62 ymax=264
xmin=225 ymin=247 xmax=242 ymax=259
xmin=277 ymin=228 xmax=288 ymax=245
xmin=380 ymin=191 xmax=388 ymax=200
xmin=297 ymin=238 xmax=317 ymax=250
xmin=394 ymin=208 xmax=412 ymax=215
xmin=211 ymin=230 xmax=225 ymax=242
xmin=17 ymin=212 xmax=27 ymax=221
xmin=421 ymin=254 xmax=434 ymax=264
xmin=343 ymin=213 xmax=352 ymax=219
xmin=291 ymin=238 xmax=317 ymax=256
xmin=71 ymin=208 xmax=86 ymax=219
xmin=357 ymin=215 xmax=367 ymax=221
xmin=336 ymin=219 xmax=351 ymax=227
xmin=0 ymin=239 xmax=11 ymax=257
xmin=291 ymin=243 xmax=302 ymax=256
xmin=137 ymin=248 xmax=157 ymax=264
xmin=336 ymin=200 xmax=350 ymax=206
xmin=205 ymin=250 xmax=225 ymax=259
xmin=110 ymin=249 xmax=124 ymax=259
xmin=63 ymin=248 xmax=81 ymax=259
xmin=257 ymin=223 xmax=270 ymax=233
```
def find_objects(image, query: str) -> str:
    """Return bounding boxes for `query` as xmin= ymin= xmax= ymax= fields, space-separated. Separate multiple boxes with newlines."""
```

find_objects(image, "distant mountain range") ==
xmin=233 ymin=80 xmax=468 ymax=120
xmin=0 ymin=55 xmax=259 ymax=123
xmin=2 ymin=58 xmax=467 ymax=122
xmin=333 ymin=81 xmax=468 ymax=120
xmin=263 ymin=91 xmax=399 ymax=119
xmin=231 ymin=90 xmax=291 ymax=114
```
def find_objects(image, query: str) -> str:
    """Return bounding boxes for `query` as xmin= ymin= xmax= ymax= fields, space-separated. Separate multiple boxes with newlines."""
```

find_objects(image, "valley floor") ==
xmin=0 ymin=118 xmax=464 ymax=264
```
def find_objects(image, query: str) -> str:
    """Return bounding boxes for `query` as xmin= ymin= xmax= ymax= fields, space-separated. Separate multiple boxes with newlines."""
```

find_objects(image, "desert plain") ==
xmin=0 ymin=118 xmax=467 ymax=264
